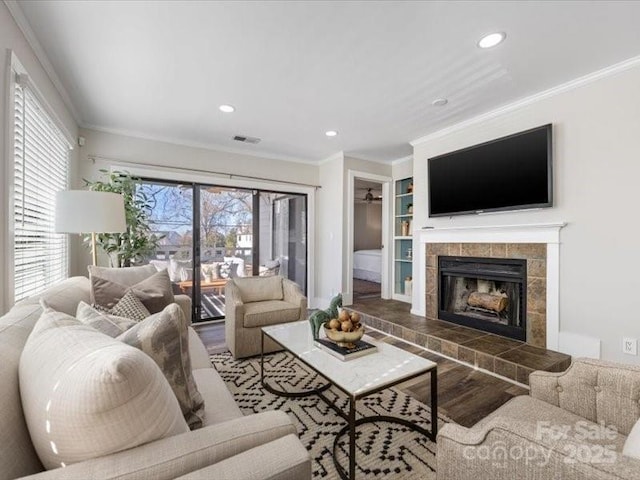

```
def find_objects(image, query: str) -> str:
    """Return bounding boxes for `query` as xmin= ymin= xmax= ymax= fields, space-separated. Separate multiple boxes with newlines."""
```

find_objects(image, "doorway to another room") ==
xmin=353 ymin=179 xmax=383 ymax=301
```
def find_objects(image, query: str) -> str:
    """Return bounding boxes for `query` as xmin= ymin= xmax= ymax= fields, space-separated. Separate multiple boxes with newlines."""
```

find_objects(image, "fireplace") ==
xmin=438 ymin=256 xmax=527 ymax=341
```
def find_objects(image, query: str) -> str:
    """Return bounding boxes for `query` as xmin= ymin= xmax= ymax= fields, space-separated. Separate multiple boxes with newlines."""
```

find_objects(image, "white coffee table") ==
xmin=261 ymin=321 xmax=438 ymax=480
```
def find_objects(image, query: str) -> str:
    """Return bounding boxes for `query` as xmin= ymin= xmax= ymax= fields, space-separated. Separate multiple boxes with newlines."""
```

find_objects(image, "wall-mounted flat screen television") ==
xmin=428 ymin=124 xmax=552 ymax=217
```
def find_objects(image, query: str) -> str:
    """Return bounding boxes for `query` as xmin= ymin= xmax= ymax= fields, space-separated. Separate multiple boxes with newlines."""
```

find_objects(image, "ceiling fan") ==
xmin=363 ymin=188 xmax=382 ymax=203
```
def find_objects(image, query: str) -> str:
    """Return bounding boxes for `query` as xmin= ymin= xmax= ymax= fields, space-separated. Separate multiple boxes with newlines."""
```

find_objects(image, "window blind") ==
xmin=12 ymin=75 xmax=70 ymax=302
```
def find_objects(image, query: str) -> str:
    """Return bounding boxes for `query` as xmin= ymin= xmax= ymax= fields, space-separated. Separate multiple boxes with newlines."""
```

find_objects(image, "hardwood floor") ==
xmin=193 ymin=321 xmax=527 ymax=428
xmin=193 ymin=321 xmax=227 ymax=355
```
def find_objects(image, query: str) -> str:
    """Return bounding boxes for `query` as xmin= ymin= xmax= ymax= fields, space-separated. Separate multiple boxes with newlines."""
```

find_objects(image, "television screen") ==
xmin=428 ymin=124 xmax=552 ymax=217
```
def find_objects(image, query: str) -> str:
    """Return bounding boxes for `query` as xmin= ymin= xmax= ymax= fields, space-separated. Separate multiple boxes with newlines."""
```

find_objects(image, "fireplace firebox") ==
xmin=438 ymin=256 xmax=526 ymax=341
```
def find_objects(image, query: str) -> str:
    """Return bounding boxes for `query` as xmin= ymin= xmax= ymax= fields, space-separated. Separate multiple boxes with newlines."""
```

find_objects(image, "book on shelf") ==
xmin=314 ymin=338 xmax=378 ymax=361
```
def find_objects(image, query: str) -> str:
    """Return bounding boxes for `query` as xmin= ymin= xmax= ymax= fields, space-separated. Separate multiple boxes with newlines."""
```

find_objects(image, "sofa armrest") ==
xmin=528 ymin=368 xmax=566 ymax=404
xmin=224 ymin=281 xmax=245 ymax=357
xmin=225 ymin=281 xmax=245 ymax=325
xmin=175 ymin=434 xmax=311 ymax=480
xmin=529 ymin=358 xmax=640 ymax=436
xmin=282 ymin=279 xmax=307 ymax=320
xmin=175 ymin=294 xmax=192 ymax=325
xmin=19 ymin=411 xmax=296 ymax=480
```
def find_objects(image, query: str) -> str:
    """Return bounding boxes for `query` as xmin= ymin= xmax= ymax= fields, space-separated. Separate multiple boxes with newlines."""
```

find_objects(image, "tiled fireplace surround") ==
xmin=425 ymin=242 xmax=547 ymax=347
xmin=349 ymin=224 xmax=571 ymax=386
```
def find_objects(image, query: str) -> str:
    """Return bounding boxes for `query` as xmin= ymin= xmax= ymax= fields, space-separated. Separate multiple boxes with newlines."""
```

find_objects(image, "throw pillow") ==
xmin=117 ymin=303 xmax=205 ymax=429
xmin=76 ymin=301 xmax=137 ymax=337
xmin=19 ymin=307 xmax=188 ymax=470
xmin=170 ymin=258 xmax=192 ymax=281
xmin=88 ymin=264 xmax=157 ymax=286
xmin=623 ymin=419 xmax=640 ymax=459
xmin=110 ymin=290 xmax=151 ymax=321
xmin=201 ymin=262 xmax=220 ymax=281
xmin=218 ymin=262 xmax=231 ymax=279
xmin=90 ymin=269 xmax=174 ymax=313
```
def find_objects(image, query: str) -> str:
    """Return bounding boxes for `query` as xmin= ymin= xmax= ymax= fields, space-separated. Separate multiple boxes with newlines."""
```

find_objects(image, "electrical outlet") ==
xmin=623 ymin=338 xmax=637 ymax=355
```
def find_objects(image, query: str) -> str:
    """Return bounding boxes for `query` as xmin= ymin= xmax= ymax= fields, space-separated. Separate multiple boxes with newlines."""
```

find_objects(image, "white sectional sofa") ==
xmin=0 ymin=276 xmax=310 ymax=480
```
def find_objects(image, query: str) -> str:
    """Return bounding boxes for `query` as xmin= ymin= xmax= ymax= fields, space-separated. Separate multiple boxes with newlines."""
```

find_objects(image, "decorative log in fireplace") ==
xmin=438 ymin=256 xmax=526 ymax=341
xmin=467 ymin=292 xmax=508 ymax=313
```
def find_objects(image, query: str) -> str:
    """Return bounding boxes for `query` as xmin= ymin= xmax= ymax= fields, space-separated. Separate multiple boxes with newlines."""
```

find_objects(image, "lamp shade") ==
xmin=55 ymin=190 xmax=126 ymax=233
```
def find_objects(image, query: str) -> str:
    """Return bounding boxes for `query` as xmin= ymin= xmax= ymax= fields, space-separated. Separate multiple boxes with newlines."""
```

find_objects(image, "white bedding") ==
xmin=353 ymin=249 xmax=381 ymax=283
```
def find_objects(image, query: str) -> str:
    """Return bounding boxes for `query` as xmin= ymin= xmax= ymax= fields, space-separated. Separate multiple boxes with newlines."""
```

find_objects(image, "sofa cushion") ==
xmin=623 ymin=419 xmax=640 ymax=459
xmin=189 ymin=327 xmax=214 ymax=370
xmin=76 ymin=301 xmax=137 ymax=337
xmin=90 ymin=269 xmax=175 ymax=313
xmin=88 ymin=264 xmax=157 ymax=286
xmin=0 ymin=277 xmax=91 ymax=479
xmin=19 ymin=306 xmax=189 ymax=470
xmin=117 ymin=304 xmax=205 ymax=429
xmin=192 ymin=368 xmax=243 ymax=426
xmin=0 ymin=303 xmax=46 ymax=479
xmin=243 ymin=300 xmax=300 ymax=328
xmin=234 ymin=276 xmax=283 ymax=303
xmin=18 ymin=276 xmax=91 ymax=316
xmin=477 ymin=395 xmax=627 ymax=456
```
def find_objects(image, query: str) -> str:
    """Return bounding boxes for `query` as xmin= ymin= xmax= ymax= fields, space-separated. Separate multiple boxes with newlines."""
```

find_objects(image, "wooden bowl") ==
xmin=323 ymin=323 xmax=364 ymax=348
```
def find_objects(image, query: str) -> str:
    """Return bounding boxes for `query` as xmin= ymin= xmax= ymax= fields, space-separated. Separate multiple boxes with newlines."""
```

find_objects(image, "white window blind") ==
xmin=12 ymin=74 xmax=70 ymax=302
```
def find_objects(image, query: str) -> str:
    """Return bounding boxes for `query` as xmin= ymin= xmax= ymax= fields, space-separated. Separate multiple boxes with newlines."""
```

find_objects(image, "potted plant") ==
xmin=83 ymin=169 xmax=162 ymax=267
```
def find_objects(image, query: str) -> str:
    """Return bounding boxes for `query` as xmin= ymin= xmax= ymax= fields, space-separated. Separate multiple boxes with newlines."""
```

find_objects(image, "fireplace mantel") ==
xmin=416 ymin=222 xmax=566 ymax=244
xmin=412 ymin=222 xmax=566 ymax=350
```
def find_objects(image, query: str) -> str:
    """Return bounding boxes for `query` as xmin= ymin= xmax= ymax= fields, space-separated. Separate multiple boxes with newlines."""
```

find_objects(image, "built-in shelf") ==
xmin=393 ymin=177 xmax=413 ymax=302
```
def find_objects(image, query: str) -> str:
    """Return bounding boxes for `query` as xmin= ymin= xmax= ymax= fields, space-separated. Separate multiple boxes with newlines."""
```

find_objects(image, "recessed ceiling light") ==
xmin=432 ymin=98 xmax=448 ymax=107
xmin=477 ymin=32 xmax=506 ymax=49
xmin=219 ymin=104 xmax=235 ymax=113
xmin=325 ymin=130 xmax=338 ymax=137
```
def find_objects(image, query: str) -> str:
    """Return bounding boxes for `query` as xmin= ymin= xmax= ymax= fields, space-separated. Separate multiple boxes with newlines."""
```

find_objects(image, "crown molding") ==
xmin=317 ymin=151 xmax=344 ymax=166
xmin=81 ymin=124 xmax=321 ymax=166
xmin=342 ymin=153 xmax=395 ymax=166
xmin=410 ymin=54 xmax=640 ymax=147
xmin=4 ymin=0 xmax=82 ymax=124
xmin=391 ymin=155 xmax=412 ymax=166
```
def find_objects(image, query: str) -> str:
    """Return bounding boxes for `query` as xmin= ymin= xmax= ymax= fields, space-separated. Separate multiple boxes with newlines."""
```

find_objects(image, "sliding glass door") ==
xmin=139 ymin=180 xmax=195 ymax=310
xmin=258 ymin=192 xmax=307 ymax=292
xmin=140 ymin=180 xmax=306 ymax=323
xmin=196 ymin=186 xmax=254 ymax=320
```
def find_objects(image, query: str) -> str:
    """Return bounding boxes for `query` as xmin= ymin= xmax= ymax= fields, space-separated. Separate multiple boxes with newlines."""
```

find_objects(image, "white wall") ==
xmin=76 ymin=128 xmax=319 ymax=278
xmin=0 ymin=3 xmax=79 ymax=314
xmin=392 ymin=156 xmax=413 ymax=181
xmin=78 ymin=128 xmax=319 ymax=188
xmin=315 ymin=154 xmax=344 ymax=307
xmin=314 ymin=154 xmax=395 ymax=307
xmin=412 ymin=62 xmax=640 ymax=364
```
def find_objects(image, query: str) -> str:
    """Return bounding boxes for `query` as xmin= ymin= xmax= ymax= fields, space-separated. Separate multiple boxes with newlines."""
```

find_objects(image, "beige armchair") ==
xmin=437 ymin=358 xmax=640 ymax=480
xmin=225 ymin=276 xmax=307 ymax=359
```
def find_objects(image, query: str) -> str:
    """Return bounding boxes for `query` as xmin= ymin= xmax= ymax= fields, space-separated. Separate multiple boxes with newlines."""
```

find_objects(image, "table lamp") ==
xmin=55 ymin=190 xmax=127 ymax=266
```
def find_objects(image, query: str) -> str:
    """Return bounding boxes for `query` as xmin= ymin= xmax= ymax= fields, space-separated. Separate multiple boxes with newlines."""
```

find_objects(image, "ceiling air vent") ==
xmin=233 ymin=135 xmax=261 ymax=144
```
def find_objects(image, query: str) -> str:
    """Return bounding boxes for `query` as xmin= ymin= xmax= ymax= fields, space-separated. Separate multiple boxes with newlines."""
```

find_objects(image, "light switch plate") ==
xmin=623 ymin=338 xmax=637 ymax=355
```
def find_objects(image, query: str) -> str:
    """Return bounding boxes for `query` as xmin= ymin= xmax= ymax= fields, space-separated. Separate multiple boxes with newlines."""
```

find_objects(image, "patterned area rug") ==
xmin=211 ymin=351 xmax=446 ymax=479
